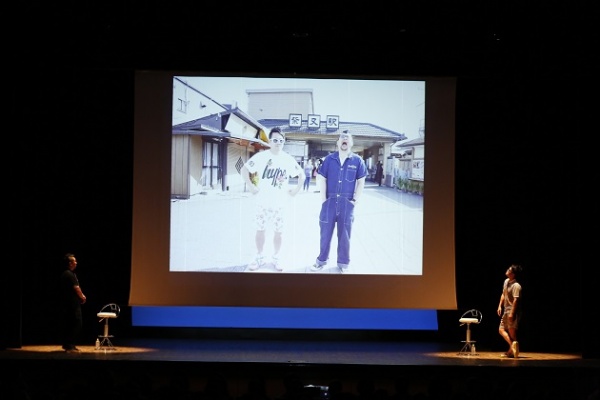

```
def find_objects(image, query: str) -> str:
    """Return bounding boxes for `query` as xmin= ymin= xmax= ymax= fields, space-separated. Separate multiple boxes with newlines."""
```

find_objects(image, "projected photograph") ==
xmin=170 ymin=76 xmax=425 ymax=275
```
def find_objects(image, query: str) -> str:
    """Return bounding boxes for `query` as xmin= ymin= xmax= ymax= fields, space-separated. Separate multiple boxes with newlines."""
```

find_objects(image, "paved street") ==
xmin=170 ymin=181 xmax=423 ymax=275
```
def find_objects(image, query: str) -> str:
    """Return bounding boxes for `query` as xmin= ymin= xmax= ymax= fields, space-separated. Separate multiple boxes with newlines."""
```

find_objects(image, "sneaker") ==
xmin=248 ymin=254 xmax=264 ymax=271
xmin=271 ymin=255 xmax=283 ymax=271
xmin=511 ymin=341 xmax=519 ymax=358
xmin=311 ymin=263 xmax=325 ymax=272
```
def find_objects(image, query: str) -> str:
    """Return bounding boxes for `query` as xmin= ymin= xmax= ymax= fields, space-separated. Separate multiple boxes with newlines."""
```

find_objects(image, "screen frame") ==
xmin=130 ymin=71 xmax=456 ymax=312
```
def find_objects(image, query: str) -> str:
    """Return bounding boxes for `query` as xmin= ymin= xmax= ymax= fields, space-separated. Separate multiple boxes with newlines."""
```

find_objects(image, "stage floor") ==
xmin=2 ymin=338 xmax=594 ymax=366
xmin=2 ymin=339 xmax=598 ymax=399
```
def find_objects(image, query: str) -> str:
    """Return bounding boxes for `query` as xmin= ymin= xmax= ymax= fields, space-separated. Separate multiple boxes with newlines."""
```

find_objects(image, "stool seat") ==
xmin=97 ymin=312 xmax=117 ymax=319
xmin=459 ymin=317 xmax=479 ymax=324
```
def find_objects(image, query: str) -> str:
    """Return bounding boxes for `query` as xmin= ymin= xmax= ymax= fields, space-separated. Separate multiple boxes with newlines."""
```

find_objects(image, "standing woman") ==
xmin=374 ymin=161 xmax=384 ymax=186
xmin=303 ymin=159 xmax=313 ymax=191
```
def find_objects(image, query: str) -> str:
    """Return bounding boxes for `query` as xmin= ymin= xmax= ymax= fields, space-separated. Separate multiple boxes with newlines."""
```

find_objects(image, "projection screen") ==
xmin=130 ymin=71 xmax=456 ymax=329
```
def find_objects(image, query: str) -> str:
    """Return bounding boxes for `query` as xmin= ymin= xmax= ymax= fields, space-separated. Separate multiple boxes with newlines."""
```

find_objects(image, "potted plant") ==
xmin=407 ymin=180 xmax=417 ymax=193
xmin=397 ymin=177 xmax=409 ymax=192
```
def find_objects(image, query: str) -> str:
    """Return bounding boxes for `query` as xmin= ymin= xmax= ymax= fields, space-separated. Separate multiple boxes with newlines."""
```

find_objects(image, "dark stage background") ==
xmin=9 ymin=2 xmax=597 ymax=360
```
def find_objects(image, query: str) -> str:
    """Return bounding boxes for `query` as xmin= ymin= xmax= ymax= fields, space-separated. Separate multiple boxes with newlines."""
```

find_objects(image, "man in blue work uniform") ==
xmin=311 ymin=131 xmax=367 ymax=273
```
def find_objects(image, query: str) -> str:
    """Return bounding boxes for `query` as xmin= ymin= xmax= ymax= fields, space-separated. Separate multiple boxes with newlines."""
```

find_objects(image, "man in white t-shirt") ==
xmin=497 ymin=264 xmax=523 ymax=358
xmin=241 ymin=127 xmax=305 ymax=271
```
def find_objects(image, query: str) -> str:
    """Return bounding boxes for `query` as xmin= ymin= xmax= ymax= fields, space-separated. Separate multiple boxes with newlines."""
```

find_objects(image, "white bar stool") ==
xmin=458 ymin=309 xmax=482 ymax=356
xmin=97 ymin=303 xmax=120 ymax=350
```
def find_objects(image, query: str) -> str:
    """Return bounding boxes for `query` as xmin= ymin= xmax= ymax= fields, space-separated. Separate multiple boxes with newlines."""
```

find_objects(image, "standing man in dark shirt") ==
xmin=311 ymin=131 xmax=367 ymax=273
xmin=60 ymin=253 xmax=86 ymax=352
